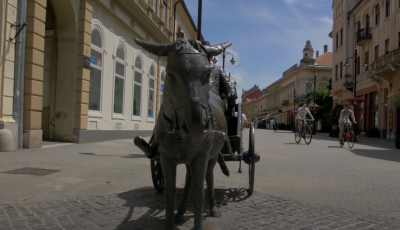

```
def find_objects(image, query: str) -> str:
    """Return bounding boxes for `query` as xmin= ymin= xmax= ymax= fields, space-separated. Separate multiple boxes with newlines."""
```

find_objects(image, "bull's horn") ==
xmin=203 ymin=41 xmax=233 ymax=57
xmin=133 ymin=38 xmax=171 ymax=56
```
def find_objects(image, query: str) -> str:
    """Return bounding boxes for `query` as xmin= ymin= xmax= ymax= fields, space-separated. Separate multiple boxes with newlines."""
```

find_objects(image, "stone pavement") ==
xmin=2 ymin=129 xmax=400 ymax=229
xmin=1 ymin=187 xmax=400 ymax=230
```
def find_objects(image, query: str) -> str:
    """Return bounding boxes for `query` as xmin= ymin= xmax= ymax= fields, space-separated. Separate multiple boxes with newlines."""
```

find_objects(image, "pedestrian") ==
xmin=241 ymin=112 xmax=247 ymax=130
xmin=254 ymin=119 xmax=258 ymax=129
xmin=273 ymin=117 xmax=279 ymax=132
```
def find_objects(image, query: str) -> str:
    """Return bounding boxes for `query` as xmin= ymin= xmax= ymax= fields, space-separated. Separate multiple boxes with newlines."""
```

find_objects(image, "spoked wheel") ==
xmin=347 ymin=130 xmax=355 ymax=149
xmin=304 ymin=127 xmax=312 ymax=145
xmin=294 ymin=127 xmax=301 ymax=143
xmin=150 ymin=160 xmax=164 ymax=192
xmin=247 ymin=122 xmax=256 ymax=196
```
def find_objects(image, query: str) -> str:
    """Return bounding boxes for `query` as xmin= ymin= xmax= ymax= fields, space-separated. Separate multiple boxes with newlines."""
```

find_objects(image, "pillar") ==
xmin=0 ymin=0 xmax=18 ymax=151
xmin=23 ymin=0 xmax=47 ymax=149
xmin=74 ymin=0 xmax=92 ymax=133
xmin=155 ymin=57 xmax=161 ymax=119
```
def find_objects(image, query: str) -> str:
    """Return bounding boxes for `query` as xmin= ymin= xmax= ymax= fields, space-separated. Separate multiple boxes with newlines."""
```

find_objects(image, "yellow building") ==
xmin=277 ymin=41 xmax=332 ymax=126
xmin=0 ymin=0 xmax=200 ymax=151
xmin=331 ymin=0 xmax=400 ymax=139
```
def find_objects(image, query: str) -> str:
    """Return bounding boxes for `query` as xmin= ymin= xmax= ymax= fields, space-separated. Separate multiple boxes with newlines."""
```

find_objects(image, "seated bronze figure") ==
xmin=133 ymin=38 xmax=237 ymax=230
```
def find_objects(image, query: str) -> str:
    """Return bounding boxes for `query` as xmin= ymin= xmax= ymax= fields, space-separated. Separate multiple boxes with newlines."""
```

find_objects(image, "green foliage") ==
xmin=330 ymin=104 xmax=344 ymax=126
xmin=387 ymin=90 xmax=400 ymax=108
xmin=298 ymin=85 xmax=332 ymax=121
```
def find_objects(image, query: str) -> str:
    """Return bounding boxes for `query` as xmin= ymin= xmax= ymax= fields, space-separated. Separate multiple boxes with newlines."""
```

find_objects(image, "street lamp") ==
xmin=307 ymin=74 xmax=325 ymax=135
xmin=343 ymin=48 xmax=368 ymax=140
xmin=212 ymin=50 xmax=236 ymax=70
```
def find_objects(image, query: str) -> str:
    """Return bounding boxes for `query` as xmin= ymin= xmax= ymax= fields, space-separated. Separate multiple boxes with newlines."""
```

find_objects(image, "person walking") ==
xmin=273 ymin=117 xmax=279 ymax=132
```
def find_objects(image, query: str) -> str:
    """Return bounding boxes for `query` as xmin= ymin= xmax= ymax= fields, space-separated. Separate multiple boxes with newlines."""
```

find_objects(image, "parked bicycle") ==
xmin=339 ymin=121 xmax=355 ymax=149
xmin=295 ymin=119 xmax=313 ymax=145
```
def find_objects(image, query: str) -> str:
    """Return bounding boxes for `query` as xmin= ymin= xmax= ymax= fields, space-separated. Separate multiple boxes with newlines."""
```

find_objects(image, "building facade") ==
xmin=0 ymin=0 xmax=199 ymax=151
xmin=277 ymin=41 xmax=332 ymax=126
xmin=331 ymin=0 xmax=400 ymax=139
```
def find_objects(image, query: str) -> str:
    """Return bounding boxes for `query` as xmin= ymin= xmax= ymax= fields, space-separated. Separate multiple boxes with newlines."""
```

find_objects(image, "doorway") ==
xmin=42 ymin=1 xmax=57 ymax=141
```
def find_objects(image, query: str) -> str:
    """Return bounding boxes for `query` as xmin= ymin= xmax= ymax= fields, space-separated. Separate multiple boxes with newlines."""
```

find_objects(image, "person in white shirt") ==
xmin=241 ymin=112 xmax=247 ymax=129
xmin=338 ymin=105 xmax=357 ymax=144
xmin=297 ymin=103 xmax=315 ymax=134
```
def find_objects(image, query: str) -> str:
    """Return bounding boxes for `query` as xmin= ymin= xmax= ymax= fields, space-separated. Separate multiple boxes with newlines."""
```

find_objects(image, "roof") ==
xmin=315 ymin=51 xmax=332 ymax=66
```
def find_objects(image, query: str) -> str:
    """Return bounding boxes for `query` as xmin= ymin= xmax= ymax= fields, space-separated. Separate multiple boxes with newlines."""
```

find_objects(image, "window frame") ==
xmin=132 ymin=54 xmax=143 ymax=121
xmin=375 ymin=45 xmax=380 ymax=60
xmin=112 ymin=39 xmax=127 ymax=120
xmin=147 ymin=63 xmax=157 ymax=122
xmin=163 ymin=0 xmax=168 ymax=28
xmin=152 ymin=0 xmax=158 ymax=15
xmin=375 ymin=4 xmax=380 ymax=25
xmin=385 ymin=39 xmax=390 ymax=54
xmin=89 ymin=22 xmax=106 ymax=118
xmin=386 ymin=0 xmax=390 ymax=17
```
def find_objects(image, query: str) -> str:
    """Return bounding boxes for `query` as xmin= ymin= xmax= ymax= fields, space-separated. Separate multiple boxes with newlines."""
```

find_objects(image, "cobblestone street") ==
xmin=1 ymin=129 xmax=400 ymax=229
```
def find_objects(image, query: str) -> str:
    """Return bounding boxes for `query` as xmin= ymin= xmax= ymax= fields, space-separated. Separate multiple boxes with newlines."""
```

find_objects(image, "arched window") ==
xmin=148 ymin=64 xmax=156 ymax=119
xmin=113 ymin=42 xmax=125 ymax=115
xmin=133 ymin=55 xmax=142 ymax=118
xmin=160 ymin=71 xmax=165 ymax=108
xmin=89 ymin=29 xmax=103 ymax=113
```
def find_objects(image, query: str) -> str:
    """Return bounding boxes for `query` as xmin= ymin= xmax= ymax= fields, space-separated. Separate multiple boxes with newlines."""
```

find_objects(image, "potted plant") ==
xmin=347 ymin=97 xmax=363 ymax=105
xmin=386 ymin=90 xmax=400 ymax=108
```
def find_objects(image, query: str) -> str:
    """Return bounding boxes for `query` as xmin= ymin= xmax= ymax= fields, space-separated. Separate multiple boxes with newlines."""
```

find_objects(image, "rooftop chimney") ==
xmin=324 ymin=45 xmax=328 ymax=53
xmin=316 ymin=50 xmax=319 ymax=57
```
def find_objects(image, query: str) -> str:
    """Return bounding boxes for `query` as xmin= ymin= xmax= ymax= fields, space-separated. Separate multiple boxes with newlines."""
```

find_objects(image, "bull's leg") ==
xmin=161 ymin=156 xmax=177 ymax=230
xmin=191 ymin=156 xmax=208 ymax=230
xmin=175 ymin=165 xmax=193 ymax=224
xmin=206 ymin=156 xmax=222 ymax=218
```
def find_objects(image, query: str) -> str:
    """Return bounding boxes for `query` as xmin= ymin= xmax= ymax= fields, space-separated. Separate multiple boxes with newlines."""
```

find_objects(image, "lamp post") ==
xmin=212 ymin=50 xmax=236 ymax=70
xmin=197 ymin=0 xmax=202 ymax=40
xmin=344 ymin=48 xmax=368 ymax=141
xmin=306 ymin=74 xmax=324 ymax=135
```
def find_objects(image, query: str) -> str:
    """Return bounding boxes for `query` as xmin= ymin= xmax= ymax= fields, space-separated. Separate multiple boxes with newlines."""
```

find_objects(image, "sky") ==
xmin=183 ymin=0 xmax=333 ymax=99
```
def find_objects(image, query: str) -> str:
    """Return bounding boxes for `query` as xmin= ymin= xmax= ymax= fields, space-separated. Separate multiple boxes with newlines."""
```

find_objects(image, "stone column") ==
xmin=23 ymin=0 xmax=47 ymax=149
xmin=155 ymin=57 xmax=161 ymax=119
xmin=0 ymin=0 xmax=18 ymax=151
xmin=73 ymin=0 xmax=92 ymax=136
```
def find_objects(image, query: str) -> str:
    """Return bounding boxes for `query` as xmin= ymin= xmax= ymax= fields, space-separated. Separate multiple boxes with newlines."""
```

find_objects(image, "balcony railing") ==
xmin=356 ymin=27 xmax=372 ymax=45
xmin=370 ymin=49 xmax=400 ymax=71
xmin=281 ymin=100 xmax=289 ymax=105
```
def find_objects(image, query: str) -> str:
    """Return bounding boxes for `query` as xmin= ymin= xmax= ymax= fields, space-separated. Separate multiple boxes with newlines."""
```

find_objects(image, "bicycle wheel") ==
xmin=294 ymin=128 xmax=301 ymax=143
xmin=304 ymin=127 xmax=312 ymax=145
xmin=347 ymin=130 xmax=355 ymax=149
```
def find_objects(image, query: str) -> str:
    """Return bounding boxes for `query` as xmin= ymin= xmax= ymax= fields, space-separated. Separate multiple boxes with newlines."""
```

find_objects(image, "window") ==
xmin=163 ymin=0 xmax=168 ymax=28
xmin=398 ymin=32 xmax=400 ymax=47
xmin=160 ymin=71 xmax=165 ymax=108
xmin=133 ymin=55 xmax=142 ymax=118
xmin=385 ymin=39 xmax=390 ymax=54
xmin=356 ymin=57 xmax=360 ymax=74
xmin=89 ymin=29 xmax=103 ymax=113
xmin=365 ymin=14 xmax=370 ymax=28
xmin=336 ymin=33 xmax=338 ymax=49
xmin=365 ymin=51 xmax=369 ymax=70
xmin=335 ymin=65 xmax=338 ymax=81
xmin=375 ymin=4 xmax=380 ymax=25
xmin=357 ymin=21 xmax=361 ymax=31
xmin=340 ymin=28 xmax=343 ymax=45
xmin=152 ymin=0 xmax=158 ymax=15
xmin=340 ymin=62 xmax=343 ymax=79
xmin=148 ymin=64 xmax=156 ymax=119
xmin=113 ymin=42 xmax=125 ymax=115
xmin=386 ymin=0 xmax=390 ymax=17
xmin=375 ymin=45 xmax=380 ymax=60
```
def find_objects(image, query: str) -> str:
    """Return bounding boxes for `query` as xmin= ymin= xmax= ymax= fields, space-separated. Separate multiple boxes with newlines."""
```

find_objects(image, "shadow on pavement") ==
xmin=350 ymin=149 xmax=400 ymax=163
xmin=78 ymin=152 xmax=147 ymax=159
xmin=115 ymin=187 xmax=250 ymax=230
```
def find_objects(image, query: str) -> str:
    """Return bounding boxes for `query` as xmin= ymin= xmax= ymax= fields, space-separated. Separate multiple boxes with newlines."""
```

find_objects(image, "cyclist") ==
xmin=339 ymin=105 xmax=357 ymax=144
xmin=297 ymin=103 xmax=315 ymax=135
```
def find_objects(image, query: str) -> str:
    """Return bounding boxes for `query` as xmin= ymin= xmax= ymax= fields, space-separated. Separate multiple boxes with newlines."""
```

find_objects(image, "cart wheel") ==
xmin=248 ymin=122 xmax=255 ymax=195
xmin=150 ymin=160 xmax=164 ymax=192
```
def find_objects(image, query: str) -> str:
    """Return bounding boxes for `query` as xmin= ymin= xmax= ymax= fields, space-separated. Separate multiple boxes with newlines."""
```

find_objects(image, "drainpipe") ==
xmin=173 ymin=0 xmax=182 ymax=42
xmin=13 ymin=0 xmax=28 ymax=148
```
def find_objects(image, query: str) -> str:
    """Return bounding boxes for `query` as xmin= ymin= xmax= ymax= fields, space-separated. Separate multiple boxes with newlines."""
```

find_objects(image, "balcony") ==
xmin=367 ymin=49 xmax=400 ymax=77
xmin=356 ymin=27 xmax=372 ymax=46
xmin=281 ymin=100 xmax=289 ymax=106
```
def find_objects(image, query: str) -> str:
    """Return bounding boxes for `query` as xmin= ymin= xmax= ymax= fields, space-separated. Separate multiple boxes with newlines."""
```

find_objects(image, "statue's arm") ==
xmin=218 ymin=67 xmax=237 ymax=100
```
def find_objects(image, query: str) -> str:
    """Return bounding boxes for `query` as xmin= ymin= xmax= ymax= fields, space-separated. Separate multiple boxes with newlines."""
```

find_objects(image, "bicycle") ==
xmin=295 ymin=119 xmax=313 ymax=145
xmin=339 ymin=121 xmax=355 ymax=149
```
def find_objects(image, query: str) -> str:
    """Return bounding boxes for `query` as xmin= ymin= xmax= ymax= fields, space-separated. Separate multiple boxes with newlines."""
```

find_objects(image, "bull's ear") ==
xmin=133 ymin=38 xmax=171 ymax=56
xmin=203 ymin=41 xmax=232 ymax=56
